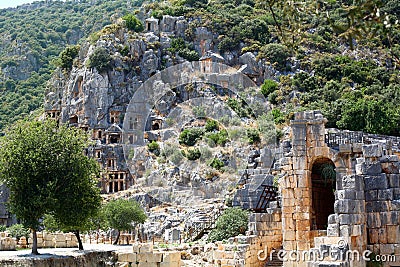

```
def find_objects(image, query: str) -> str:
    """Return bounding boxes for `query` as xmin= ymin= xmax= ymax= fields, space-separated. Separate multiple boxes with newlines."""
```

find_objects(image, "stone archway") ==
xmin=311 ymin=157 xmax=336 ymax=230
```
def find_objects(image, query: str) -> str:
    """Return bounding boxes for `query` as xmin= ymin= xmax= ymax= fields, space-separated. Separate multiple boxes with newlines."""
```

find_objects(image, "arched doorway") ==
xmin=311 ymin=158 xmax=336 ymax=230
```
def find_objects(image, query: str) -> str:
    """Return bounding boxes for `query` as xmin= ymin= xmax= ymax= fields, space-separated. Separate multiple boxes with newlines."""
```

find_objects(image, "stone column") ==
xmin=281 ymin=111 xmax=328 ymax=267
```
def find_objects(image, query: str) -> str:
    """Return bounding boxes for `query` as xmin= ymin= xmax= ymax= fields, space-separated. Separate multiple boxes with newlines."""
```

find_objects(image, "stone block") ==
xmin=368 ymin=228 xmax=379 ymax=244
xmin=388 ymin=174 xmax=400 ymax=188
xmin=160 ymin=262 xmax=182 ymax=267
xmin=365 ymin=190 xmax=377 ymax=201
xmin=367 ymin=212 xmax=381 ymax=228
xmin=334 ymin=199 xmax=358 ymax=214
xmin=360 ymin=162 xmax=383 ymax=175
xmin=381 ymin=162 xmax=400 ymax=174
xmin=283 ymin=230 xmax=296 ymax=241
xmin=391 ymin=200 xmax=400 ymax=211
xmin=387 ymin=225 xmax=400 ymax=244
xmin=137 ymin=252 xmax=163 ymax=263
xmin=362 ymin=144 xmax=382 ymax=158
xmin=138 ymin=263 xmax=158 ymax=267
xmin=336 ymin=190 xmax=356 ymax=200
xmin=139 ymin=243 xmax=154 ymax=253
xmin=328 ymin=214 xmax=338 ymax=224
xmin=327 ymin=224 xmax=339 ymax=237
xmin=118 ymin=253 xmax=137 ymax=263
xmin=378 ymin=228 xmax=387 ymax=243
xmin=341 ymin=175 xmax=364 ymax=190
xmin=366 ymin=201 xmax=389 ymax=212
xmin=339 ymin=144 xmax=352 ymax=153
xmin=377 ymin=189 xmax=393 ymax=200
xmin=352 ymin=143 xmax=363 ymax=153
xmin=364 ymin=175 xmax=388 ymax=190
xmin=380 ymin=244 xmax=394 ymax=255
xmin=338 ymin=214 xmax=364 ymax=225
xmin=394 ymin=188 xmax=400 ymax=200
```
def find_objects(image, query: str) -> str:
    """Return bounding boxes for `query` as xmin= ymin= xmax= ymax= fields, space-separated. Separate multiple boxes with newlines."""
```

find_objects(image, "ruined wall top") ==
xmin=292 ymin=110 xmax=327 ymax=124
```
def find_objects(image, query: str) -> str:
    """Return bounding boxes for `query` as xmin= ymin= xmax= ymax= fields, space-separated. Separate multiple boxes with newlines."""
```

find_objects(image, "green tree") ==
xmin=179 ymin=128 xmax=204 ymax=146
xmin=103 ymin=199 xmax=147 ymax=245
xmin=208 ymin=207 xmax=249 ymax=242
xmin=58 ymin=45 xmax=80 ymax=70
xmin=0 ymin=119 xmax=101 ymax=254
xmin=261 ymin=79 xmax=278 ymax=97
xmin=122 ymin=14 xmax=144 ymax=32
xmin=88 ymin=47 xmax=111 ymax=73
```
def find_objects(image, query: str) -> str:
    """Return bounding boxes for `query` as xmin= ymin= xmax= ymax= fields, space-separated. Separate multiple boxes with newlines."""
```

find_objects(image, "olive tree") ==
xmin=103 ymin=199 xmax=147 ymax=245
xmin=0 ymin=119 xmax=101 ymax=254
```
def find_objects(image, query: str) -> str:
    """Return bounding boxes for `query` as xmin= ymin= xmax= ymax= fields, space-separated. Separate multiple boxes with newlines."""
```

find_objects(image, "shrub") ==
xmin=58 ymin=45 xmax=80 ymax=70
xmin=205 ymin=130 xmax=229 ymax=146
xmin=261 ymin=79 xmax=278 ymax=97
xmin=168 ymin=38 xmax=199 ymax=61
xmin=122 ymin=14 xmax=144 ymax=32
xmin=259 ymin=43 xmax=290 ymax=71
xmin=208 ymin=208 xmax=249 ymax=242
xmin=247 ymin=128 xmax=261 ymax=144
xmin=179 ymin=128 xmax=204 ymax=146
xmin=271 ymin=109 xmax=285 ymax=125
xmin=178 ymin=48 xmax=200 ymax=61
xmin=147 ymin=141 xmax=160 ymax=156
xmin=209 ymin=158 xmax=224 ymax=170
xmin=7 ymin=224 xmax=30 ymax=240
xmin=88 ymin=47 xmax=111 ymax=73
xmin=205 ymin=119 xmax=219 ymax=132
xmin=183 ymin=148 xmax=201 ymax=160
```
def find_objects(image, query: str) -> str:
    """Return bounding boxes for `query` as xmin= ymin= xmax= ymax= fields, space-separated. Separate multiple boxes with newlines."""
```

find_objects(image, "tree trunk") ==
xmin=113 ymin=230 xmax=120 ymax=245
xmin=74 ymin=230 xmax=84 ymax=250
xmin=31 ymin=228 xmax=39 ymax=255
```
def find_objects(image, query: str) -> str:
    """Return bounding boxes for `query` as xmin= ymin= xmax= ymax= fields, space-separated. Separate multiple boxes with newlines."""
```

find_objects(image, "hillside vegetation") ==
xmin=0 ymin=0 xmax=144 ymax=130
xmin=1 ymin=0 xmax=400 ymax=136
xmin=143 ymin=0 xmax=400 ymax=135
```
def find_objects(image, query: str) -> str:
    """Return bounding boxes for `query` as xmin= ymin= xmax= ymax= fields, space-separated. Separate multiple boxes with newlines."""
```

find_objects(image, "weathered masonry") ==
xmin=276 ymin=111 xmax=400 ymax=267
xmin=234 ymin=110 xmax=400 ymax=267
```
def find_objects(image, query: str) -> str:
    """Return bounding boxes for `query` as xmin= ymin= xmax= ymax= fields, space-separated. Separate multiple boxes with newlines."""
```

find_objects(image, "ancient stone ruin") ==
xmin=233 ymin=110 xmax=400 ymax=267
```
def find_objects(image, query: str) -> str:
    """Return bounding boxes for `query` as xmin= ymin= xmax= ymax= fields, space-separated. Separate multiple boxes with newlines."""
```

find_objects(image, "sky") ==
xmin=0 ymin=0 xmax=37 ymax=9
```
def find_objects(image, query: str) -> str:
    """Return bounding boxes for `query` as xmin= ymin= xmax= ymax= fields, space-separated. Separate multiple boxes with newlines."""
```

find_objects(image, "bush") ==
xmin=178 ymin=48 xmax=200 ymax=61
xmin=179 ymin=128 xmax=204 ymax=146
xmin=183 ymin=148 xmax=201 ymax=160
xmin=261 ymin=79 xmax=278 ymax=97
xmin=208 ymin=208 xmax=249 ymax=242
xmin=259 ymin=43 xmax=290 ymax=71
xmin=58 ymin=45 xmax=80 ymax=70
xmin=122 ymin=14 xmax=144 ymax=32
xmin=7 ymin=224 xmax=30 ymax=240
xmin=205 ymin=119 xmax=219 ymax=132
xmin=247 ymin=128 xmax=261 ymax=144
xmin=147 ymin=141 xmax=160 ymax=156
xmin=168 ymin=38 xmax=199 ymax=61
xmin=271 ymin=109 xmax=285 ymax=124
xmin=205 ymin=130 xmax=229 ymax=146
xmin=88 ymin=47 xmax=111 ymax=73
xmin=209 ymin=158 xmax=224 ymax=170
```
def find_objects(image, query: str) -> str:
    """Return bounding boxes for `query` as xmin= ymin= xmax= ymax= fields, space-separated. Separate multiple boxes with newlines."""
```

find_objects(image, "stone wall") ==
xmin=359 ymin=148 xmax=400 ymax=266
xmin=210 ymin=208 xmax=282 ymax=267
xmin=0 ymin=232 xmax=16 ymax=251
xmin=27 ymin=231 xmax=78 ymax=248
xmin=117 ymin=243 xmax=182 ymax=267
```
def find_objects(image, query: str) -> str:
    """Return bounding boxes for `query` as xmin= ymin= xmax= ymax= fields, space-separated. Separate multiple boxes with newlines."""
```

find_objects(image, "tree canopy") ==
xmin=103 ymin=198 xmax=147 ymax=245
xmin=0 ymin=119 xmax=101 ymax=254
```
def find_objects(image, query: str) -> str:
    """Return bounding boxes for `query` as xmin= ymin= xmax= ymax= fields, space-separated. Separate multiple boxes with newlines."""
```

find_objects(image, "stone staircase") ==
xmin=184 ymin=209 xmax=222 ymax=242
